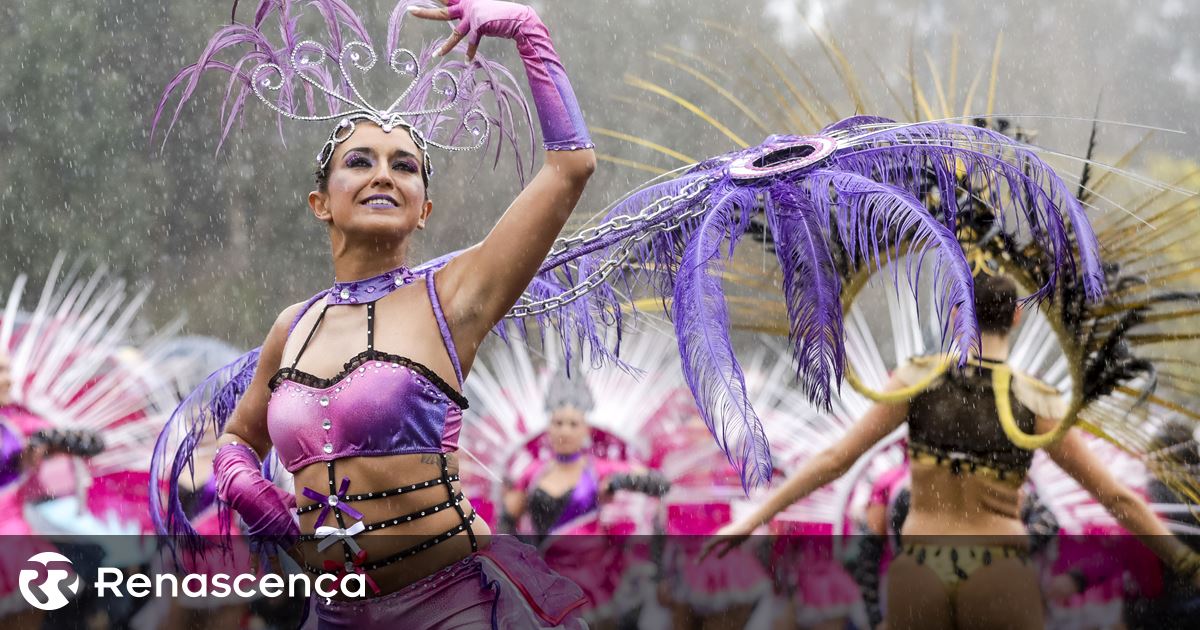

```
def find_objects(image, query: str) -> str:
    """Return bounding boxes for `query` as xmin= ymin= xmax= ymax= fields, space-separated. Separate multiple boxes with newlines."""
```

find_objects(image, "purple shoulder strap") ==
xmin=425 ymin=272 xmax=463 ymax=386
xmin=288 ymin=290 xmax=329 ymax=335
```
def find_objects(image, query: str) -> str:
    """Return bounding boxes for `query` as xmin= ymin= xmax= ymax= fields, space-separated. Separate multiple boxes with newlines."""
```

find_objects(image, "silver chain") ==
xmin=544 ymin=176 xmax=714 ymax=258
xmin=506 ymin=178 xmax=715 ymax=319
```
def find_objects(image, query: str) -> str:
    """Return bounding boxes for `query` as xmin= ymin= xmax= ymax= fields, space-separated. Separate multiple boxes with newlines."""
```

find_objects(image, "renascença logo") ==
xmin=19 ymin=552 xmax=80 ymax=611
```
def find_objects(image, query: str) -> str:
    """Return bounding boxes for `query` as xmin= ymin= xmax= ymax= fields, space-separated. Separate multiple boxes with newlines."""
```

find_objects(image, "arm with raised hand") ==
xmin=410 ymin=0 xmax=596 ymax=356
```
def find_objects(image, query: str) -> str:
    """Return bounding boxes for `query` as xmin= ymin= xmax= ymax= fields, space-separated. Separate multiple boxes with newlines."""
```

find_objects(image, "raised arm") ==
xmin=704 ymin=375 xmax=911 ymax=557
xmin=412 ymin=1 xmax=596 ymax=340
xmin=1043 ymin=419 xmax=1199 ymax=581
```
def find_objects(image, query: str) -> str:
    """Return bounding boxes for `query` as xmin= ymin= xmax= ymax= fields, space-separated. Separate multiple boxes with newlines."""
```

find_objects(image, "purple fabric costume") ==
xmin=518 ymin=457 xmax=630 ymax=535
xmin=267 ymin=273 xmax=466 ymax=471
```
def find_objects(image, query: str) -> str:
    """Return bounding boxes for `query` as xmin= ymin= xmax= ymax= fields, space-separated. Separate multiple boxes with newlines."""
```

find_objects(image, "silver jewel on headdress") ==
xmin=249 ymin=39 xmax=490 ymax=175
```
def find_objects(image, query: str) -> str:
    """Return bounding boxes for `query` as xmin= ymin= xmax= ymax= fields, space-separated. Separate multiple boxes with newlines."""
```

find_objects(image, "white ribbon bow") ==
xmin=315 ymin=521 xmax=366 ymax=554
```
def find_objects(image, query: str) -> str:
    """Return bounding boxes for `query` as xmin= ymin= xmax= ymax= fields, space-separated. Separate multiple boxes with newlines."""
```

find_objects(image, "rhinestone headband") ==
xmin=251 ymin=39 xmax=490 ymax=177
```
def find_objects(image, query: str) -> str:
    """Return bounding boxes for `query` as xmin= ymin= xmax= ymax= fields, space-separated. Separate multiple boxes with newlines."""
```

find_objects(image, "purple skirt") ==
xmin=315 ymin=537 xmax=588 ymax=629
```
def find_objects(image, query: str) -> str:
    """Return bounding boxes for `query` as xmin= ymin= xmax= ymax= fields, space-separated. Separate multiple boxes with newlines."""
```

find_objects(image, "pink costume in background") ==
xmin=769 ymin=519 xmax=863 ymax=627
xmin=0 ymin=410 xmax=62 ymax=615
xmin=462 ymin=331 xmax=683 ymax=620
xmin=651 ymin=419 xmax=771 ymax=614
xmin=659 ymin=502 xmax=772 ymax=614
xmin=514 ymin=454 xmax=633 ymax=612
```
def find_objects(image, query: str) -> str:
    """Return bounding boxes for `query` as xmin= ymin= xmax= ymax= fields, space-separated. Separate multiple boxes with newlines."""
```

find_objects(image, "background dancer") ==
xmin=706 ymin=274 xmax=1200 ymax=630
xmin=463 ymin=333 xmax=674 ymax=626
xmin=0 ymin=261 xmax=186 ymax=628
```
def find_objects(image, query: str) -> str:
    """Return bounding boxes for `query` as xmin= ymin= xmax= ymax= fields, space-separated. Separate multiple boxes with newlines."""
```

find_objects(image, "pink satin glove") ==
xmin=415 ymin=0 xmax=594 ymax=151
xmin=213 ymin=442 xmax=298 ymax=548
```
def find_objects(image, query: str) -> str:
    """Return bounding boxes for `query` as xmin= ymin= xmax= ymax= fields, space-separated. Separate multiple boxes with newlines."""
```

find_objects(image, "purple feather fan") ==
xmin=524 ymin=118 xmax=1104 ymax=489
xmin=152 ymin=0 xmax=533 ymax=180
xmin=151 ymin=290 xmax=326 ymax=556
xmin=149 ymin=346 xmax=262 ymax=556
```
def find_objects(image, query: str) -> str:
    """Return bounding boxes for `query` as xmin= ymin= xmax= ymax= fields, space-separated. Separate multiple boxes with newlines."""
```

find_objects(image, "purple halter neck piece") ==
xmin=327 ymin=266 xmax=416 ymax=305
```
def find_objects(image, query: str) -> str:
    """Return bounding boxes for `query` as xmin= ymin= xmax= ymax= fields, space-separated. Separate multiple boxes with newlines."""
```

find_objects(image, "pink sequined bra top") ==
xmin=265 ymin=269 xmax=478 ymax=578
xmin=266 ymin=271 xmax=468 ymax=474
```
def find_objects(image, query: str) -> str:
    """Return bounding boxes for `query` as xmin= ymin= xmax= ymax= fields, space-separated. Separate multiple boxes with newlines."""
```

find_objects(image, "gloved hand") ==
xmin=213 ymin=442 xmax=298 ymax=549
xmin=413 ymin=0 xmax=594 ymax=150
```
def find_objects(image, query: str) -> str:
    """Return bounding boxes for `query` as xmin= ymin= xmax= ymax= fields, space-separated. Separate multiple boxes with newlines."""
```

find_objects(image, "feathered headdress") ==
xmin=152 ymin=0 xmax=533 ymax=181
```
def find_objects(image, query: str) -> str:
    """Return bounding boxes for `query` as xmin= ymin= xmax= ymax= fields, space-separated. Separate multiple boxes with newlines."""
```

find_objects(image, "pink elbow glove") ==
xmin=444 ymin=0 xmax=594 ymax=151
xmin=213 ymin=442 xmax=298 ymax=548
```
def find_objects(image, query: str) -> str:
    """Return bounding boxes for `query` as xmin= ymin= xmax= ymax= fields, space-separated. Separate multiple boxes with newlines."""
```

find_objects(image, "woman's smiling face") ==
xmin=310 ymin=122 xmax=432 ymax=240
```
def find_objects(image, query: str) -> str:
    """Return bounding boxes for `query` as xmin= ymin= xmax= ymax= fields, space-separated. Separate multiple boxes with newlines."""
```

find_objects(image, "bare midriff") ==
xmin=902 ymin=460 xmax=1028 ymax=545
xmin=289 ymin=452 xmax=492 ymax=597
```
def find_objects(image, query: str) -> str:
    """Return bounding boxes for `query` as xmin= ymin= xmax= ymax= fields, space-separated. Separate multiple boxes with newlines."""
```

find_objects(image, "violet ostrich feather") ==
xmin=829 ymin=120 xmax=1105 ymax=301
xmin=672 ymin=183 xmax=774 ymax=489
xmin=763 ymin=187 xmax=845 ymax=407
xmin=149 ymin=347 xmax=262 ymax=556
xmin=799 ymin=168 xmax=979 ymax=361
xmin=151 ymin=289 xmax=327 ymax=555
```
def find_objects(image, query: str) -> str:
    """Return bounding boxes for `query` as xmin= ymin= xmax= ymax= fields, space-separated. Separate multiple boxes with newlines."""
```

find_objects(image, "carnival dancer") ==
xmin=151 ymin=0 xmax=596 ymax=626
xmin=463 ymin=332 xmax=674 ymax=626
xmin=1044 ymin=420 xmax=1200 ymax=630
xmin=568 ymin=34 xmax=1200 ymax=628
xmin=498 ymin=370 xmax=670 ymax=542
xmin=1115 ymin=421 xmax=1200 ymax=628
xmin=0 ymin=348 xmax=62 ymax=629
xmin=705 ymin=274 xmax=1200 ymax=630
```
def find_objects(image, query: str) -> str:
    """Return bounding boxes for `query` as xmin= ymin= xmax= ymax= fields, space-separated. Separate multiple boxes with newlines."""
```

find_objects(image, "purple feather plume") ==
xmin=153 ymin=0 xmax=533 ymax=179
xmin=150 ymin=347 xmax=261 ymax=556
xmin=151 ymin=289 xmax=327 ymax=556
xmin=672 ymin=182 xmax=774 ymax=489
xmin=509 ymin=118 xmax=1102 ymax=489
xmin=826 ymin=120 xmax=1105 ymax=300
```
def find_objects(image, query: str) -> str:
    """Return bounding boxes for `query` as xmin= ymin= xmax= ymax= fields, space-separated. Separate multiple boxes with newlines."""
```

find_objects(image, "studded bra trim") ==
xmin=269 ymin=349 xmax=469 ymax=410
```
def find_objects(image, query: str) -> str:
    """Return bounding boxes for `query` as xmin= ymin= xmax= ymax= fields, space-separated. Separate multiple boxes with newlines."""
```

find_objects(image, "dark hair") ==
xmin=1153 ymin=420 xmax=1200 ymax=466
xmin=975 ymin=274 xmax=1019 ymax=334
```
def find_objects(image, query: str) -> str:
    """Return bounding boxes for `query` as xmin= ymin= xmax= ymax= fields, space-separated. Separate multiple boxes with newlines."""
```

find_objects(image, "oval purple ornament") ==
xmin=728 ymin=136 xmax=837 ymax=181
